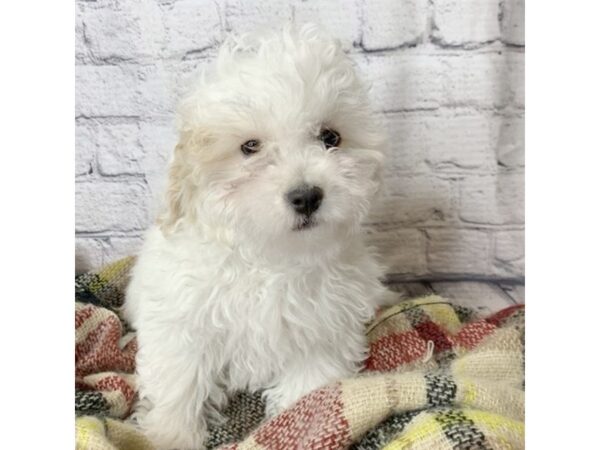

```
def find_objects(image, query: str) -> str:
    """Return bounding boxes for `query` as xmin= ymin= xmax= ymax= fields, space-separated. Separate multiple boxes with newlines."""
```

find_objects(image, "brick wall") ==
xmin=75 ymin=0 xmax=525 ymax=281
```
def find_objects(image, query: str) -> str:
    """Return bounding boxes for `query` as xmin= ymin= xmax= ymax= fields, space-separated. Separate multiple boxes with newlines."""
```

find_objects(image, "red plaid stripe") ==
xmin=253 ymin=382 xmax=350 ymax=450
xmin=485 ymin=304 xmax=524 ymax=327
xmin=75 ymin=309 xmax=137 ymax=378
xmin=365 ymin=330 xmax=427 ymax=371
xmin=452 ymin=321 xmax=497 ymax=349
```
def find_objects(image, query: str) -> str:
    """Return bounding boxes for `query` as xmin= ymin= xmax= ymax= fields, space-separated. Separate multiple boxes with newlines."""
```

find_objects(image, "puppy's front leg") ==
xmin=134 ymin=331 xmax=217 ymax=450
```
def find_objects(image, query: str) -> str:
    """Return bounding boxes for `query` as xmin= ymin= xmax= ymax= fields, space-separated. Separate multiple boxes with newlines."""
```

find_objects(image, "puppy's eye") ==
xmin=241 ymin=139 xmax=261 ymax=156
xmin=318 ymin=128 xmax=341 ymax=149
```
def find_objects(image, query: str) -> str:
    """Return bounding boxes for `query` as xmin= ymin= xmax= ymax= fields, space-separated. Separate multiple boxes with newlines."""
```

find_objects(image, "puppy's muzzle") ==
xmin=286 ymin=185 xmax=324 ymax=218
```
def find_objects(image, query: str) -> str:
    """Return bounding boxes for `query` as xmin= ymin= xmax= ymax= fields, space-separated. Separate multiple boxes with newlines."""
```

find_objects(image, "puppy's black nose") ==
xmin=286 ymin=185 xmax=324 ymax=217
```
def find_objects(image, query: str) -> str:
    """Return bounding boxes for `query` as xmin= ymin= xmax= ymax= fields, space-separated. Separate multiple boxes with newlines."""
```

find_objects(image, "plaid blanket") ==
xmin=75 ymin=258 xmax=524 ymax=450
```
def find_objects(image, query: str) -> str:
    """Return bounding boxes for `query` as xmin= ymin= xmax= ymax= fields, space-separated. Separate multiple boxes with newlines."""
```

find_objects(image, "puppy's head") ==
xmin=160 ymin=24 xmax=386 ymax=254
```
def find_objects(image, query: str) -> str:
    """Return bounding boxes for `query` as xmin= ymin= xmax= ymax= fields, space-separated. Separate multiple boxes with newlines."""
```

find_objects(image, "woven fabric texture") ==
xmin=75 ymin=258 xmax=524 ymax=450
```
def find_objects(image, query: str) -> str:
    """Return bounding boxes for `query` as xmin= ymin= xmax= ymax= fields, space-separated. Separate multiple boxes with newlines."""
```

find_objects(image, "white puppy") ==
xmin=125 ymin=24 xmax=391 ymax=450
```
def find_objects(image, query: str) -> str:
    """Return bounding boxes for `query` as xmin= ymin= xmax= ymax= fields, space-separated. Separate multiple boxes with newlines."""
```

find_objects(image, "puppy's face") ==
xmin=162 ymin=26 xmax=386 ymax=253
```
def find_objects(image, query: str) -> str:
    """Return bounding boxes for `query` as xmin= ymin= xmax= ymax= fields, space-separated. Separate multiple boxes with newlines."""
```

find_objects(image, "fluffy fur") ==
xmin=124 ymin=24 xmax=392 ymax=450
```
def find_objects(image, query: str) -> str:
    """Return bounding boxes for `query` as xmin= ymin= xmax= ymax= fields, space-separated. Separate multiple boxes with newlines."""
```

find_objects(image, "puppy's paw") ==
xmin=206 ymin=406 xmax=229 ymax=427
xmin=264 ymin=400 xmax=285 ymax=419
xmin=262 ymin=390 xmax=287 ymax=419
xmin=126 ymin=395 xmax=152 ymax=426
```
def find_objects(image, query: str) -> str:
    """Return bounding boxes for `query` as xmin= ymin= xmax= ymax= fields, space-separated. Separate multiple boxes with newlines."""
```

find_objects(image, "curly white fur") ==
xmin=124 ymin=24 xmax=392 ymax=450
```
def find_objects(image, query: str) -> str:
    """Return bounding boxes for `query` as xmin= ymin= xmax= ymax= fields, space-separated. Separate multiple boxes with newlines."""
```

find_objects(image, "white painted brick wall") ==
xmin=500 ymin=0 xmax=525 ymax=46
xmin=75 ymin=0 xmax=525 ymax=281
xmin=76 ymin=182 xmax=150 ymax=233
xmin=361 ymin=0 xmax=429 ymax=50
xmin=432 ymin=0 xmax=501 ymax=46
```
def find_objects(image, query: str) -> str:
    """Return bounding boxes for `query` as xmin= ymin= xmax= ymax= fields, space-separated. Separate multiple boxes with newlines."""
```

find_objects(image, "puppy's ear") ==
xmin=157 ymin=132 xmax=198 ymax=234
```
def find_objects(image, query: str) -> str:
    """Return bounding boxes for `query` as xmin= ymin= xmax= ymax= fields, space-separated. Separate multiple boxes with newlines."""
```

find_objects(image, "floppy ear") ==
xmin=157 ymin=125 xmax=222 ymax=234
xmin=157 ymin=132 xmax=200 ymax=234
xmin=158 ymin=143 xmax=189 ymax=234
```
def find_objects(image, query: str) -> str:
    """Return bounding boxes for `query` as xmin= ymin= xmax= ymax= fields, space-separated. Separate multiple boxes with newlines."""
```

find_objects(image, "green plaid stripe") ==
xmin=403 ymin=304 xmax=429 ymax=326
xmin=75 ymin=391 xmax=110 ymax=417
xmin=450 ymin=304 xmax=475 ymax=323
xmin=425 ymin=374 xmax=457 ymax=407
xmin=350 ymin=411 xmax=420 ymax=450
xmin=75 ymin=273 xmax=124 ymax=309
xmin=434 ymin=409 xmax=491 ymax=450
xmin=206 ymin=392 xmax=266 ymax=449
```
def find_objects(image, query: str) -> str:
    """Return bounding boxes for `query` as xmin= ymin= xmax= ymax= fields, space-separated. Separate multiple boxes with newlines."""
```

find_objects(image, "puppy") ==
xmin=124 ymin=24 xmax=391 ymax=449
